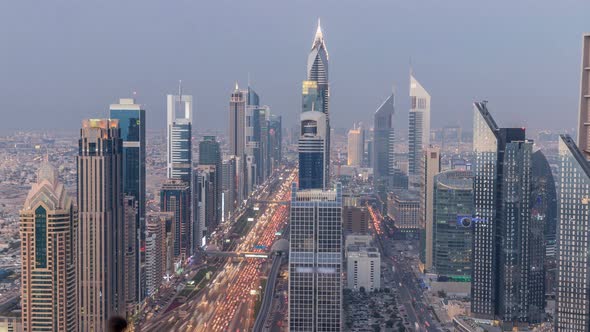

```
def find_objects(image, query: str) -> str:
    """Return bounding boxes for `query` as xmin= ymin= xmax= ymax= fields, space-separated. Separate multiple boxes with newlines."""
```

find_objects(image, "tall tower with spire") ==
xmin=300 ymin=19 xmax=331 ymax=188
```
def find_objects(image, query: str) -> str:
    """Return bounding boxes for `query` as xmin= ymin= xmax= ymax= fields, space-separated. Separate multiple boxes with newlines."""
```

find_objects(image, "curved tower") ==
xmin=408 ymin=74 xmax=431 ymax=183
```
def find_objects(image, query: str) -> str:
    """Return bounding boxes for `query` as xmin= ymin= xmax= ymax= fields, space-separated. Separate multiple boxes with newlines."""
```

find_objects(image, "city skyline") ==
xmin=0 ymin=1 xmax=588 ymax=133
xmin=4 ymin=4 xmax=590 ymax=332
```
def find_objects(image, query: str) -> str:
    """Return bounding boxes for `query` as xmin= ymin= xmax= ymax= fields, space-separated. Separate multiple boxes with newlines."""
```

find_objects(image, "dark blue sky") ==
xmin=0 ymin=0 xmax=588 ymax=133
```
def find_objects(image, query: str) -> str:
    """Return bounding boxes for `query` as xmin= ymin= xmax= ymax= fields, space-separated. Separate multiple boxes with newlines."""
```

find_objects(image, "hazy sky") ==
xmin=0 ymin=1 xmax=588 ymax=133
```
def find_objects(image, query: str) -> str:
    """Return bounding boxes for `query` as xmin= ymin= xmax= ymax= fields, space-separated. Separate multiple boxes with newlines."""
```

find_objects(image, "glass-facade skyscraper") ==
xmin=556 ymin=135 xmax=590 ymax=331
xmin=289 ymin=183 xmax=342 ymax=332
xmin=432 ymin=170 xmax=473 ymax=280
xmin=306 ymin=20 xmax=330 ymax=184
xmin=199 ymin=136 xmax=222 ymax=230
xmin=269 ymin=114 xmax=282 ymax=171
xmin=109 ymin=98 xmax=145 ymax=301
xmin=471 ymin=102 xmax=544 ymax=324
xmin=298 ymin=110 xmax=327 ymax=190
xmin=373 ymin=93 xmax=395 ymax=198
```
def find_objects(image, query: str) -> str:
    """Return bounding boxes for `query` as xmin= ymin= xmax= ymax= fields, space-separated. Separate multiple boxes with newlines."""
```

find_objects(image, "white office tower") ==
xmin=346 ymin=246 xmax=381 ymax=292
xmin=166 ymin=87 xmax=193 ymax=182
xmin=347 ymin=125 xmax=363 ymax=166
xmin=289 ymin=183 xmax=342 ymax=331
xmin=408 ymin=73 xmax=431 ymax=187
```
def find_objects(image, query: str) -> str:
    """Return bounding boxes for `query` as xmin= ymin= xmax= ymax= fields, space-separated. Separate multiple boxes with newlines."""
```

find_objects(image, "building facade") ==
xmin=109 ymin=98 xmax=145 ymax=300
xmin=432 ymin=170 xmax=473 ymax=280
xmin=229 ymin=83 xmax=247 ymax=202
xmin=195 ymin=165 xmax=216 ymax=248
xmin=422 ymin=145 xmax=440 ymax=271
xmin=145 ymin=212 xmax=173 ymax=297
xmin=221 ymin=156 xmax=238 ymax=222
xmin=471 ymin=102 xmax=544 ymax=324
xmin=388 ymin=190 xmax=420 ymax=231
xmin=343 ymin=205 xmax=369 ymax=235
xmin=289 ymin=183 xmax=342 ymax=332
xmin=577 ymin=34 xmax=590 ymax=159
xmin=298 ymin=111 xmax=328 ymax=190
xmin=373 ymin=94 xmax=395 ymax=198
xmin=346 ymin=246 xmax=381 ymax=292
xmin=408 ymin=74 xmax=431 ymax=184
xmin=269 ymin=114 xmax=283 ymax=171
xmin=167 ymin=90 xmax=193 ymax=183
xmin=160 ymin=179 xmax=191 ymax=263
xmin=77 ymin=119 xmax=125 ymax=331
xmin=347 ymin=126 xmax=363 ymax=166
xmin=198 ymin=136 xmax=222 ymax=229
xmin=123 ymin=196 xmax=138 ymax=311
xmin=556 ymin=135 xmax=590 ymax=331
xmin=20 ymin=162 xmax=77 ymax=332
xmin=306 ymin=20 xmax=330 ymax=184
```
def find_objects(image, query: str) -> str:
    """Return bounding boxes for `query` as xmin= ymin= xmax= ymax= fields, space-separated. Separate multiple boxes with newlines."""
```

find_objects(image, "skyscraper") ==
xmin=289 ymin=183 xmax=342 ymax=332
xmin=195 ymin=165 xmax=216 ymax=248
xmin=531 ymin=151 xmax=557 ymax=250
xmin=123 ymin=196 xmax=138 ymax=312
xmin=307 ymin=19 xmax=329 ymax=115
xmin=109 ymin=98 xmax=145 ymax=300
xmin=198 ymin=136 xmax=222 ymax=228
xmin=432 ymin=170 xmax=473 ymax=280
xmin=347 ymin=126 xmax=363 ymax=166
xmin=298 ymin=110 xmax=328 ymax=190
xmin=160 ymin=179 xmax=191 ymax=263
xmin=556 ymin=134 xmax=590 ymax=331
xmin=471 ymin=102 xmax=544 ymax=324
xmin=269 ymin=114 xmax=283 ymax=171
xmin=302 ymin=80 xmax=325 ymax=114
xmin=77 ymin=119 xmax=124 ymax=331
xmin=221 ymin=156 xmax=238 ymax=221
xmin=373 ymin=93 xmax=395 ymax=197
xmin=229 ymin=83 xmax=247 ymax=201
xmin=20 ymin=161 xmax=77 ymax=332
xmin=408 ymin=74 xmax=431 ymax=185
xmin=421 ymin=145 xmax=440 ymax=272
xmin=576 ymin=34 xmax=590 ymax=159
xmin=229 ymin=83 xmax=246 ymax=158
xmin=306 ymin=20 xmax=330 ymax=184
xmin=167 ymin=88 xmax=193 ymax=183
xmin=146 ymin=212 xmax=173 ymax=297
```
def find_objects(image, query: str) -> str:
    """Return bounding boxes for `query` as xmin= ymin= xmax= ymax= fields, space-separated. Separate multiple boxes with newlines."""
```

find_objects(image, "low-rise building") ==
xmin=387 ymin=190 xmax=420 ymax=231
xmin=346 ymin=246 xmax=380 ymax=292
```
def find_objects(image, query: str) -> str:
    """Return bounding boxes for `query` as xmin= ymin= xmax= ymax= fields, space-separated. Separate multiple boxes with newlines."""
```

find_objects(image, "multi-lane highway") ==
xmin=139 ymin=167 xmax=295 ymax=331
xmin=368 ymin=205 xmax=442 ymax=332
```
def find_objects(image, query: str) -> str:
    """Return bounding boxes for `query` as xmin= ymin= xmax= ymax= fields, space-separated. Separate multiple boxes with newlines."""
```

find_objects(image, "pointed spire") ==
xmin=313 ymin=18 xmax=324 ymax=46
xmin=234 ymin=81 xmax=239 ymax=91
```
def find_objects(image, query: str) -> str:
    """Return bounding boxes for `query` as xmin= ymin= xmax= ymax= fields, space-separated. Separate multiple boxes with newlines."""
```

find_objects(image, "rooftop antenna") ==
xmin=409 ymin=57 xmax=414 ymax=77
xmin=247 ymin=72 xmax=251 ymax=87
